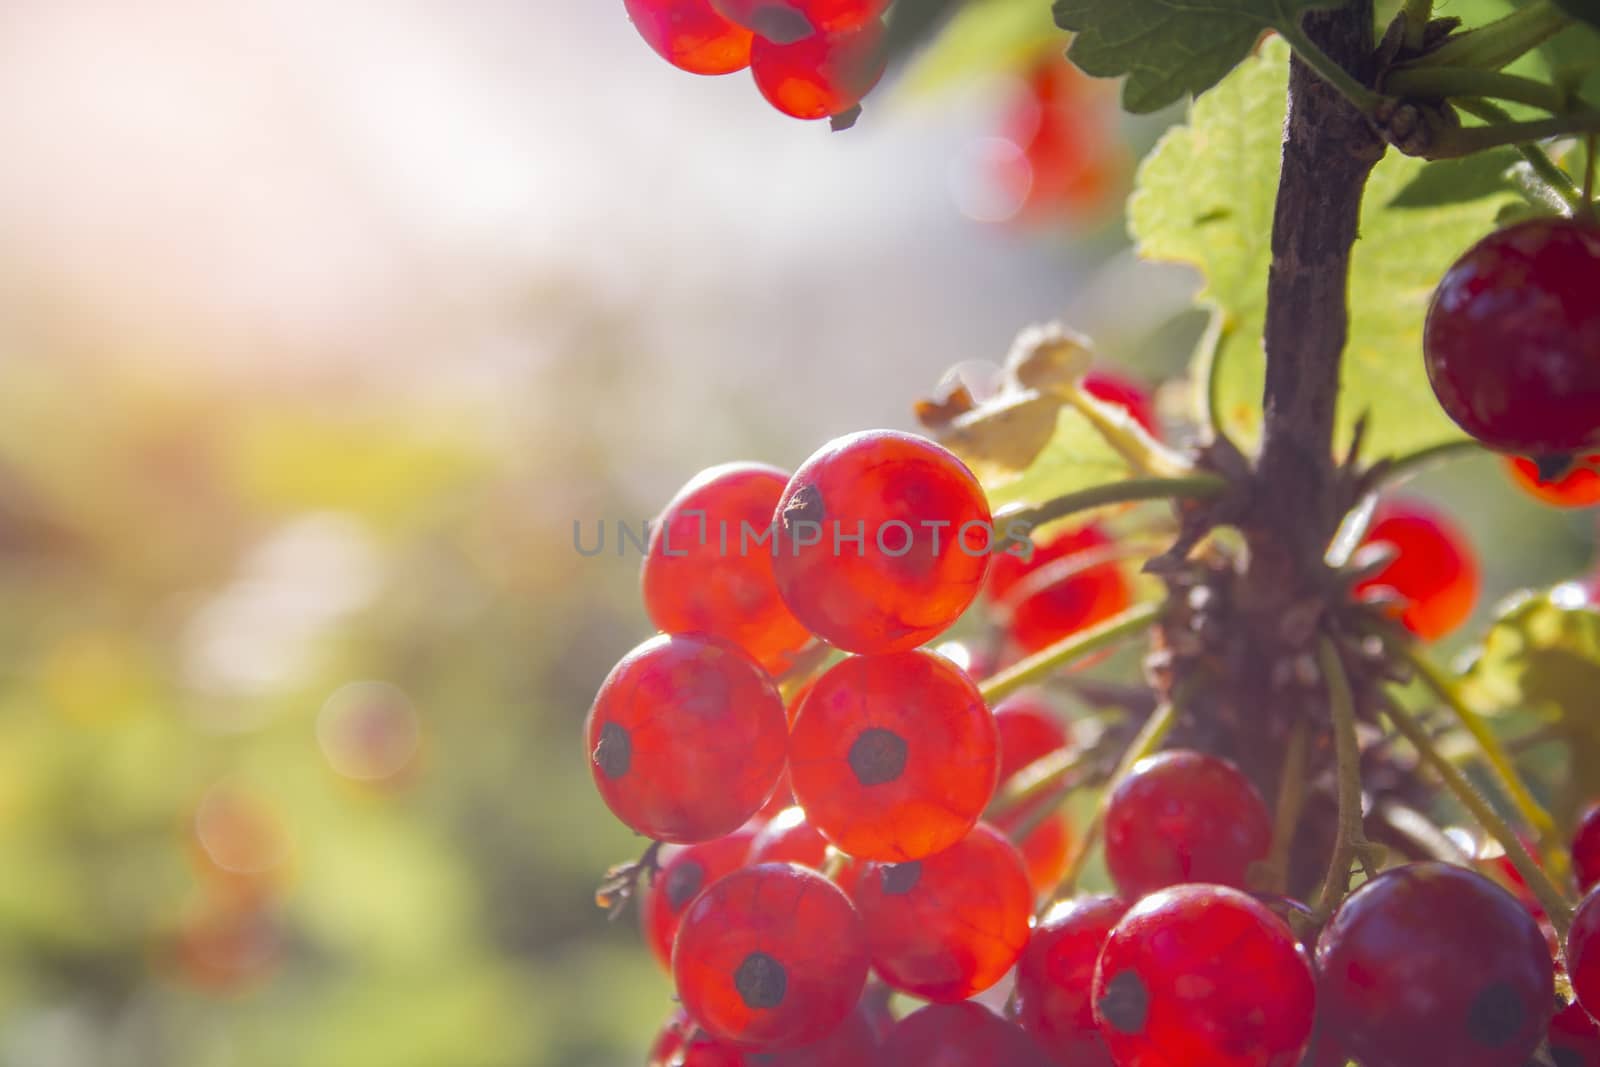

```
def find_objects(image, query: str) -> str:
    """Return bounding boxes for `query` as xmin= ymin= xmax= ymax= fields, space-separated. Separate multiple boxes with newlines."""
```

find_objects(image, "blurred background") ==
xmin=0 ymin=2 xmax=1592 ymax=1066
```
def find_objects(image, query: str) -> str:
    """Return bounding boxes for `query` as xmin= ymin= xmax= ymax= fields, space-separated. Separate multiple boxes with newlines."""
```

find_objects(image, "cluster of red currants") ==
xmin=1427 ymin=216 xmax=1600 ymax=506
xmin=622 ymin=0 xmax=889 ymax=122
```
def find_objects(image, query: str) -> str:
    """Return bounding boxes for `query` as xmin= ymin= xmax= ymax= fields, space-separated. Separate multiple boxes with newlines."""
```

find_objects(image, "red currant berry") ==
xmin=1317 ymin=862 xmax=1555 ymax=1067
xmin=849 ymin=823 xmax=1032 ymax=1001
xmin=986 ymin=523 xmax=1132 ymax=656
xmin=587 ymin=634 xmax=786 ymax=843
xmin=750 ymin=22 xmax=886 ymax=121
xmin=991 ymin=693 xmax=1077 ymax=895
xmin=788 ymin=650 xmax=998 ymax=861
xmin=994 ymin=692 xmax=1071 ymax=781
xmin=772 ymin=430 xmax=991 ymax=653
xmin=1084 ymin=369 xmax=1158 ymax=438
xmin=879 ymin=1002 xmax=1055 ymax=1067
xmin=1552 ymin=998 xmax=1600 ymax=1067
xmin=674 ymin=863 xmax=869 ymax=1049
xmin=1012 ymin=895 xmax=1129 ymax=1067
xmin=997 ymin=60 xmax=1126 ymax=223
xmin=1093 ymin=884 xmax=1315 ymax=1067
xmin=1425 ymin=217 xmax=1600 ymax=455
xmin=1102 ymin=749 xmax=1272 ymax=900
xmin=623 ymin=0 xmax=755 ymax=76
xmin=1575 ymin=802 xmax=1600 ymax=894
xmin=1351 ymin=498 xmax=1480 ymax=641
xmin=742 ymin=1006 xmax=879 ymax=1067
xmin=1506 ymin=454 xmax=1600 ymax=508
xmin=1573 ymin=886 xmax=1600 ymax=1023
xmin=649 ymin=1009 xmax=745 ymax=1066
xmin=710 ymin=0 xmax=888 ymax=41
xmin=643 ymin=463 xmax=813 ymax=675
xmin=748 ymin=806 xmax=829 ymax=870
xmin=640 ymin=823 xmax=762 ymax=970
xmin=757 ymin=768 xmax=796 ymax=818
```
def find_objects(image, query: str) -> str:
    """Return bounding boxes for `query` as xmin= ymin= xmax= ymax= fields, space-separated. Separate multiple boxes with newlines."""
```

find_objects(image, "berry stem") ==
xmin=1394 ymin=639 xmax=1565 ymax=875
xmin=1049 ymin=698 xmax=1178 ymax=900
xmin=1401 ymin=0 xmax=1570 ymax=72
xmin=1313 ymin=640 xmax=1381 ymax=917
xmin=1402 ymin=0 xmax=1433 ymax=51
xmin=978 ymin=603 xmax=1162 ymax=705
xmin=1062 ymin=386 xmax=1194 ymax=478
xmin=1261 ymin=716 xmax=1311 ymax=895
xmin=1428 ymin=108 xmax=1600 ymax=159
xmin=996 ymin=476 xmax=1227 ymax=545
xmin=1377 ymin=690 xmax=1575 ymax=941
xmin=1383 ymin=66 xmax=1569 ymax=113
xmin=985 ymin=744 xmax=1100 ymax=819
xmin=1371 ymin=438 xmax=1483 ymax=488
xmin=1457 ymin=98 xmax=1588 ymax=213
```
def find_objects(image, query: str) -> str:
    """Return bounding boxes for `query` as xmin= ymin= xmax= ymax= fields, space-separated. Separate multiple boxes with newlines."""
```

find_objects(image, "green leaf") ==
xmin=982 ymin=405 xmax=1137 ymax=511
xmin=1052 ymin=0 xmax=1334 ymax=112
xmin=1130 ymin=38 xmax=1521 ymax=459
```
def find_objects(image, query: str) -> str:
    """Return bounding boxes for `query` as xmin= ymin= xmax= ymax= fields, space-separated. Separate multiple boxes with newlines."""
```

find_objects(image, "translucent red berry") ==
xmin=641 ymin=823 xmax=762 ymax=970
xmin=673 ymin=863 xmax=869 ymax=1049
xmin=1012 ymin=895 xmax=1129 ymax=1067
xmin=586 ymin=634 xmax=786 ymax=843
xmin=624 ymin=0 xmax=755 ymax=75
xmin=750 ymin=22 xmax=887 ymax=121
xmin=986 ymin=522 xmax=1132 ymax=656
xmin=991 ymin=693 xmax=1077 ymax=895
xmin=1551 ymin=998 xmax=1600 ymax=1067
xmin=849 ymin=823 xmax=1032 ymax=1001
xmin=1425 ymin=217 xmax=1600 ymax=455
xmin=1317 ymin=862 xmax=1555 ymax=1067
xmin=772 ymin=430 xmax=991 ymax=653
xmin=788 ymin=650 xmax=998 ymax=861
xmin=748 ymin=806 xmax=829 ymax=870
xmin=1575 ymin=802 xmax=1600 ymax=894
xmin=1102 ymin=749 xmax=1271 ymax=900
xmin=1351 ymin=498 xmax=1480 ymax=641
xmin=1093 ymin=884 xmax=1315 ymax=1067
xmin=1573 ymin=886 xmax=1600 ymax=1023
xmin=1506 ymin=454 xmax=1600 ymax=508
xmin=879 ymin=1002 xmax=1055 ymax=1067
xmin=643 ymin=463 xmax=813 ymax=675
xmin=649 ymin=1004 xmax=881 ymax=1066
xmin=1084 ymin=369 xmax=1158 ymax=437
xmin=710 ymin=0 xmax=889 ymax=41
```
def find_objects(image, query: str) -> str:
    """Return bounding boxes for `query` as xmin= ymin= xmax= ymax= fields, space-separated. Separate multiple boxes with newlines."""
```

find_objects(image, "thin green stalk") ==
xmin=987 ymin=745 xmax=1099 ymax=818
xmin=1404 ymin=0 xmax=1570 ymax=72
xmin=1458 ymin=98 xmax=1587 ymax=213
xmin=1276 ymin=20 xmax=1386 ymax=116
xmin=1050 ymin=700 xmax=1178 ymax=900
xmin=1379 ymin=692 xmax=1575 ymax=940
xmin=1314 ymin=641 xmax=1380 ymax=916
xmin=1263 ymin=717 xmax=1311 ymax=896
xmin=996 ymin=476 xmax=1227 ymax=547
xmin=979 ymin=604 xmax=1161 ymax=705
xmin=1375 ymin=438 xmax=1483 ymax=486
xmin=1432 ymin=109 xmax=1600 ymax=159
xmin=1385 ymin=66 xmax=1569 ymax=112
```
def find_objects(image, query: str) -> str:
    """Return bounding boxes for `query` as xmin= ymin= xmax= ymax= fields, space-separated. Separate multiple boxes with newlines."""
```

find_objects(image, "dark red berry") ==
xmin=1575 ymin=803 xmax=1600 ymax=894
xmin=879 ymin=1002 xmax=1055 ymax=1067
xmin=710 ymin=0 xmax=888 ymax=41
xmin=772 ymin=430 xmax=991 ymax=653
xmin=1506 ymin=454 xmax=1600 ymax=508
xmin=1102 ymin=750 xmax=1272 ymax=899
xmin=1351 ymin=498 xmax=1479 ymax=641
xmin=985 ymin=522 xmax=1132 ymax=656
xmin=1573 ymin=886 xmax=1600 ymax=1024
xmin=1093 ymin=884 xmax=1315 ymax=1067
xmin=624 ymin=0 xmax=754 ymax=75
xmin=1551 ymin=998 xmax=1600 ymax=1067
xmin=640 ymin=823 xmax=762 ymax=970
xmin=788 ymin=650 xmax=998 ymax=861
xmin=747 ymin=806 xmax=829 ymax=870
xmin=1424 ymin=217 xmax=1600 ymax=455
xmin=849 ymin=823 xmax=1032 ymax=1001
xmin=750 ymin=22 xmax=887 ymax=121
xmin=673 ymin=863 xmax=869 ymax=1049
xmin=1317 ymin=862 xmax=1555 ymax=1067
xmin=586 ymin=634 xmax=787 ymax=843
xmin=643 ymin=463 xmax=812 ymax=675
xmin=1012 ymin=895 xmax=1128 ymax=1067
xmin=648 ymin=1005 xmax=879 ymax=1066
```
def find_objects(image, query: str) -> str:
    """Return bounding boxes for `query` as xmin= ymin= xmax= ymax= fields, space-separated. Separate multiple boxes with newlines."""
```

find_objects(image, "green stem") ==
xmin=1395 ymin=641 xmax=1565 ymax=874
xmin=1050 ymin=699 xmax=1178 ymax=900
xmin=979 ymin=603 xmax=1161 ymax=705
xmin=1376 ymin=438 xmax=1484 ymax=485
xmin=1314 ymin=640 xmax=1378 ymax=916
xmin=1403 ymin=0 xmax=1433 ymax=50
xmin=987 ymin=744 xmax=1099 ymax=818
xmin=1276 ymin=21 xmax=1386 ymax=116
xmin=1457 ymin=98 xmax=1588 ymax=212
xmin=1430 ymin=109 xmax=1600 ymax=159
xmin=1385 ymin=66 xmax=1569 ymax=112
xmin=1263 ymin=717 xmax=1311 ymax=895
xmin=1405 ymin=0 xmax=1571 ymax=72
xmin=996 ymin=476 xmax=1227 ymax=546
xmin=1379 ymin=691 xmax=1574 ymax=940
